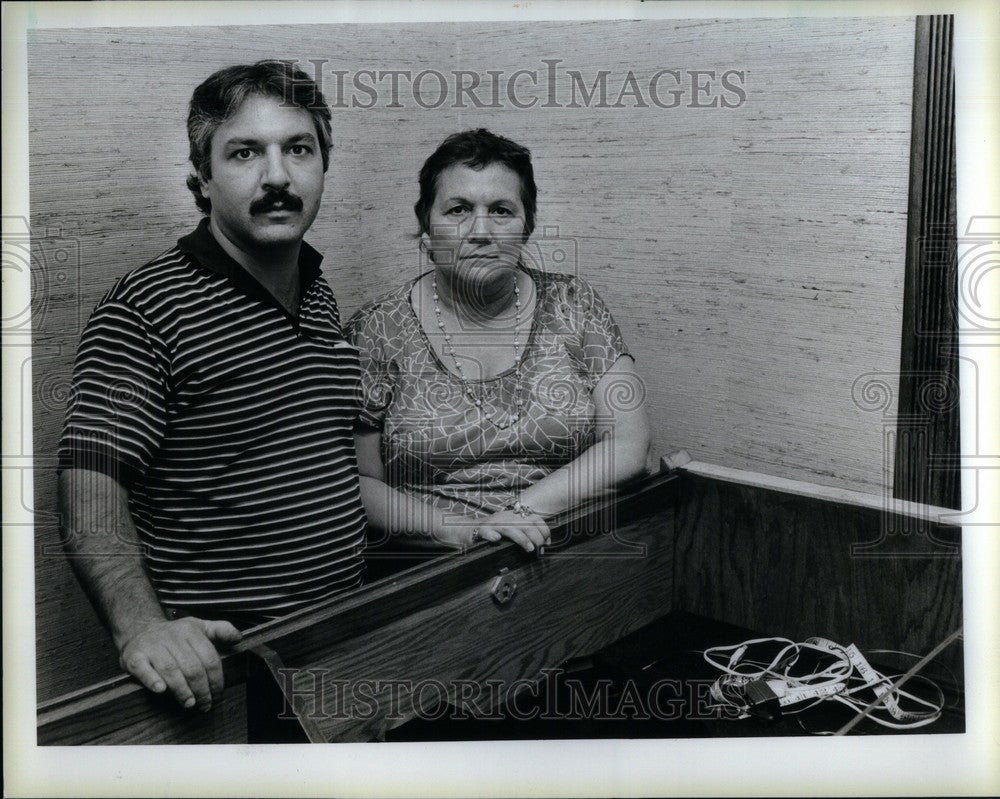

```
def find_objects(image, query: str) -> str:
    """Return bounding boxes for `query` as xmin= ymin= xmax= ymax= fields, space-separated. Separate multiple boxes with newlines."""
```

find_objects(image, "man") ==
xmin=57 ymin=61 xmax=367 ymax=712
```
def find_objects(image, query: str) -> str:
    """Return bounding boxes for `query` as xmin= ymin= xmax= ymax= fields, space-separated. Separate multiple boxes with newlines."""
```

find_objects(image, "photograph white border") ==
xmin=3 ymin=1 xmax=997 ymax=796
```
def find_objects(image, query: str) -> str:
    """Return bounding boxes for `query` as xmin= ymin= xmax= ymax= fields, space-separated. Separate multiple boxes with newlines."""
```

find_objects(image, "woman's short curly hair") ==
xmin=414 ymin=129 xmax=537 ymax=239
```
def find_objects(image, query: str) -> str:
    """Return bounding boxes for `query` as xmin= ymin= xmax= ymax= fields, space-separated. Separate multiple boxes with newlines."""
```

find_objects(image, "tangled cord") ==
xmin=702 ymin=632 xmax=959 ymax=734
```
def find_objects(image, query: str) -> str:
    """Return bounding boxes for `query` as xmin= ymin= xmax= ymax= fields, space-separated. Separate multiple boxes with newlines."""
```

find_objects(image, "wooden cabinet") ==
xmin=37 ymin=464 xmax=961 ymax=744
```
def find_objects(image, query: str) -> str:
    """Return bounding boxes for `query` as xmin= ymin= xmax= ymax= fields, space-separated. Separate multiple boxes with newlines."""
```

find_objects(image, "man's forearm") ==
xmin=58 ymin=468 xmax=241 ymax=709
xmin=58 ymin=468 xmax=166 ymax=648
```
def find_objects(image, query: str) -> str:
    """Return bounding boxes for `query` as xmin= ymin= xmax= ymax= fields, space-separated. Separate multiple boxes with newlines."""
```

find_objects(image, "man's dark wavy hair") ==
xmin=414 ymin=128 xmax=537 ymax=239
xmin=185 ymin=60 xmax=333 ymax=214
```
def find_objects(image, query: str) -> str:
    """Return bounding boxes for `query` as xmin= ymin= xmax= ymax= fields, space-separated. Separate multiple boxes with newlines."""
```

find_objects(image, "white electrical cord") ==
xmin=703 ymin=633 xmax=955 ymax=734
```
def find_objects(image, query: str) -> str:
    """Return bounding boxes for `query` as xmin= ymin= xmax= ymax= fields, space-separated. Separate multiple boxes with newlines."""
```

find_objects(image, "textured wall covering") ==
xmin=28 ymin=18 xmax=915 ymax=698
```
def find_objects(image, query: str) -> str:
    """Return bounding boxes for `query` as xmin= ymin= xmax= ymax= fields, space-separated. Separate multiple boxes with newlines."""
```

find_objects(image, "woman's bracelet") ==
xmin=504 ymin=498 xmax=536 ymax=518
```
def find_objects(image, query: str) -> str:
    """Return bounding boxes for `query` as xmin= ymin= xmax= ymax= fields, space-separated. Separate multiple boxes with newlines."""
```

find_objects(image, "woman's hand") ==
xmin=431 ymin=510 xmax=551 ymax=553
xmin=473 ymin=508 xmax=551 ymax=553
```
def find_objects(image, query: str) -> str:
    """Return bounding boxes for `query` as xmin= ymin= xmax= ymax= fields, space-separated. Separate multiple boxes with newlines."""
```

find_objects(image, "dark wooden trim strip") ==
xmin=895 ymin=14 xmax=960 ymax=509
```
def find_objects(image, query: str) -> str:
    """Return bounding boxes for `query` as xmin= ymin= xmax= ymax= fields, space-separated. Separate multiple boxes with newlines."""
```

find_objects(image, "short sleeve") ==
xmin=567 ymin=276 xmax=631 ymax=381
xmin=57 ymin=299 xmax=170 ymax=488
xmin=345 ymin=304 xmax=399 ymax=430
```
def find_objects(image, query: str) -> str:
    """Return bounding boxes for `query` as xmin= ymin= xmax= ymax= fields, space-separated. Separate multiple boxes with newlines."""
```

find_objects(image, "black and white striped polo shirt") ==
xmin=58 ymin=219 xmax=367 ymax=622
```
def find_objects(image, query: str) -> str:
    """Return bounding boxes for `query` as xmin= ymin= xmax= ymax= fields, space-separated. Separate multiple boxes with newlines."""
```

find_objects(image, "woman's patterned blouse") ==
xmin=345 ymin=268 xmax=631 ymax=519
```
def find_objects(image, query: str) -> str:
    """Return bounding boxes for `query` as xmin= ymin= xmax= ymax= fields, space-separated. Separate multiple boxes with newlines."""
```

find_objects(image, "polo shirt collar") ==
xmin=177 ymin=217 xmax=323 ymax=313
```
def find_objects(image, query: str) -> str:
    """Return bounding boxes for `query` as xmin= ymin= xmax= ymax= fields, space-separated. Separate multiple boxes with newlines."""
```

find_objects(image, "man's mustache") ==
xmin=250 ymin=190 xmax=304 ymax=215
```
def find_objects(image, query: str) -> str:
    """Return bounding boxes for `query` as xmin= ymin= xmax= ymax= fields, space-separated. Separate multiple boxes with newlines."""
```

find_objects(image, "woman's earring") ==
xmin=420 ymin=235 xmax=435 ymax=264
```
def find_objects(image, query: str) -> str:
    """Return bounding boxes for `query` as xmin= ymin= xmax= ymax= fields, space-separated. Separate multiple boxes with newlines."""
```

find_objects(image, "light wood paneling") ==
xmin=29 ymin=18 xmax=916 ymax=700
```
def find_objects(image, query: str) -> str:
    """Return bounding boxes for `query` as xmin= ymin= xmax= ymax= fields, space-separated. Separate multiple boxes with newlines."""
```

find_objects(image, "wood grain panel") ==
xmin=269 ymin=510 xmax=674 ymax=742
xmin=29 ymin=18 xmax=918 ymax=701
xmin=239 ymin=472 xmax=680 ymax=662
xmin=36 ymin=466 xmax=962 ymax=742
xmin=37 ymin=657 xmax=249 ymax=745
xmin=672 ymin=473 xmax=963 ymax=687
xmin=36 ymin=474 xmax=680 ymax=744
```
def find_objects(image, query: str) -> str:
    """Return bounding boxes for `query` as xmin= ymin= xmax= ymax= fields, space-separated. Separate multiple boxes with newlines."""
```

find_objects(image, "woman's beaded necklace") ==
xmin=431 ymin=274 xmax=526 ymax=428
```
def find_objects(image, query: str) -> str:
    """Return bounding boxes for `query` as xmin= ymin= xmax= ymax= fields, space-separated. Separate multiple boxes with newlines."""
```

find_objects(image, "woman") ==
xmin=346 ymin=129 xmax=651 ymax=553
